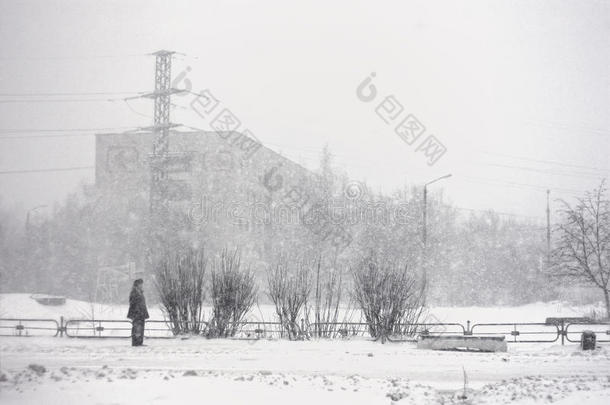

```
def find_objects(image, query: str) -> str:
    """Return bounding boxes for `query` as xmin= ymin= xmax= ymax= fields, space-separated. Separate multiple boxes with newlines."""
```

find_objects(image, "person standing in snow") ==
xmin=127 ymin=278 xmax=149 ymax=346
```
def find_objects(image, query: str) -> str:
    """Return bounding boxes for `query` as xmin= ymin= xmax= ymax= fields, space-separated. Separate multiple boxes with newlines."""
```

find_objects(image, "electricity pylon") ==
xmin=141 ymin=50 xmax=183 ymax=263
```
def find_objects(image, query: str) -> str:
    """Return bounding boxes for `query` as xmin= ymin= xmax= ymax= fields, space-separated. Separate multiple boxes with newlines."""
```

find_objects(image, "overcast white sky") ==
xmin=0 ymin=0 xmax=608 ymax=222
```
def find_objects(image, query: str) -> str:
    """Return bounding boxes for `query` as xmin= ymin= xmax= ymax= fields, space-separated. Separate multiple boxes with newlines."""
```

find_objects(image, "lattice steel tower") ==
xmin=150 ymin=50 xmax=173 ymax=216
xmin=144 ymin=50 xmax=181 ymax=256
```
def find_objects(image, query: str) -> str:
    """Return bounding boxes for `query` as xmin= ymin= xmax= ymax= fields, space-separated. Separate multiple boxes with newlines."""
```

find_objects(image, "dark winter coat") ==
xmin=127 ymin=287 xmax=150 ymax=320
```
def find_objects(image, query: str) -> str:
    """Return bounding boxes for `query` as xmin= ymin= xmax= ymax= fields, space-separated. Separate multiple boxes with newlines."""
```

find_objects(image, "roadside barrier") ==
xmin=308 ymin=322 xmax=369 ymax=338
xmin=64 ymin=319 xmax=179 ymax=338
xmin=233 ymin=321 xmax=285 ymax=339
xmin=1 ymin=317 xmax=608 ymax=345
xmin=0 ymin=318 xmax=60 ymax=337
xmin=470 ymin=323 xmax=560 ymax=343
xmin=565 ymin=322 xmax=610 ymax=344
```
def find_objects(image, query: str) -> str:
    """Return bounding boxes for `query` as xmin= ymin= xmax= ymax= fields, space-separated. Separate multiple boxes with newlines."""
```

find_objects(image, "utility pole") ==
xmin=423 ymin=185 xmax=427 ymax=250
xmin=546 ymin=189 xmax=551 ymax=265
xmin=422 ymin=174 xmax=452 ymax=286
xmin=25 ymin=205 xmax=47 ymax=292
xmin=422 ymin=174 xmax=452 ymax=251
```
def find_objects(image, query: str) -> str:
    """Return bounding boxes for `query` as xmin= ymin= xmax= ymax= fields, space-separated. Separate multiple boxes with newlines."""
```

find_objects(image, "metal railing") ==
xmin=565 ymin=322 xmax=610 ymax=344
xmin=470 ymin=322 xmax=560 ymax=343
xmin=0 ymin=318 xmax=60 ymax=337
xmin=307 ymin=322 xmax=370 ymax=338
xmin=1 ymin=316 xmax=609 ymax=346
xmin=232 ymin=321 xmax=285 ymax=339
xmin=386 ymin=322 xmax=468 ymax=342
xmin=64 ymin=319 xmax=181 ymax=338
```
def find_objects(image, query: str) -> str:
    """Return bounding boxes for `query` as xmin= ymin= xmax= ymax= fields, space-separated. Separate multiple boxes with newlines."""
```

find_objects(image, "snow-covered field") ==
xmin=1 ymin=293 xmax=605 ymax=324
xmin=1 ymin=294 xmax=609 ymax=404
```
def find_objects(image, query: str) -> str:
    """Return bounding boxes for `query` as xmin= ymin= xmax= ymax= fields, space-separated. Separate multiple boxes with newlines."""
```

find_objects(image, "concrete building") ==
xmin=94 ymin=130 xmax=330 ymax=270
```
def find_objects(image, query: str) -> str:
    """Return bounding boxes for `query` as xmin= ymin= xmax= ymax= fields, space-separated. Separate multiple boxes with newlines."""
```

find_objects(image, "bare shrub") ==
xmin=267 ymin=255 xmax=312 ymax=340
xmin=307 ymin=259 xmax=345 ymax=338
xmin=352 ymin=255 xmax=425 ymax=342
xmin=154 ymin=248 xmax=207 ymax=335
xmin=207 ymin=249 xmax=257 ymax=338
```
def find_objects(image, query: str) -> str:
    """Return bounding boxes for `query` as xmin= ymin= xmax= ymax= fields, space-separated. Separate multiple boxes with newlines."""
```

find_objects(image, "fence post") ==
xmin=561 ymin=320 xmax=565 ymax=346
xmin=466 ymin=320 xmax=470 ymax=335
xmin=60 ymin=316 xmax=64 ymax=337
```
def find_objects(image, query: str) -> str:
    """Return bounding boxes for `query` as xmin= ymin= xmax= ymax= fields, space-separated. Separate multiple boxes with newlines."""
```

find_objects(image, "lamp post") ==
xmin=422 ymin=174 xmax=451 ymax=284
xmin=25 ymin=205 xmax=48 ymax=292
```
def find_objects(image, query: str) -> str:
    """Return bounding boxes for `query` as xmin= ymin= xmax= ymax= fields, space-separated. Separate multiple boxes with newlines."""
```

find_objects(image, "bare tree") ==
xmin=552 ymin=180 xmax=610 ymax=319
xmin=267 ymin=254 xmax=312 ymax=339
xmin=307 ymin=259 xmax=345 ymax=338
xmin=155 ymin=247 xmax=207 ymax=335
xmin=352 ymin=254 xmax=425 ymax=342
xmin=207 ymin=249 xmax=257 ymax=338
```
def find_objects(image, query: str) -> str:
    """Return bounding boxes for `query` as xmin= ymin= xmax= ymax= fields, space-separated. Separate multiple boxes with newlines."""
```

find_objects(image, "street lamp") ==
xmin=25 ymin=205 xmax=48 ymax=293
xmin=422 ymin=174 xmax=451 ymax=284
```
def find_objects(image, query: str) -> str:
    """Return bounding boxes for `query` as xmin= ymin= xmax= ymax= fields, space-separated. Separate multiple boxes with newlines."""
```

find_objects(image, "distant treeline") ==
xmin=0 ymin=148 xmax=560 ymax=307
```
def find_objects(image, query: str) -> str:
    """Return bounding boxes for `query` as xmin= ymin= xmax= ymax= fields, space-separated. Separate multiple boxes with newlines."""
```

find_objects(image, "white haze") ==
xmin=0 ymin=0 xmax=608 ymax=221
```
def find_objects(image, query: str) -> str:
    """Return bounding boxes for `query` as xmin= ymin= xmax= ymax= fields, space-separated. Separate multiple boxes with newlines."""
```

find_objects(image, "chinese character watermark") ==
xmin=356 ymin=72 xmax=447 ymax=166
xmin=173 ymin=66 xmax=262 ymax=161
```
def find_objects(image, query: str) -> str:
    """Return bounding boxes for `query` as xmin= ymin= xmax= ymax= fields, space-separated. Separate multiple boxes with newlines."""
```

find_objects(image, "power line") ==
xmin=523 ymin=119 xmax=610 ymax=137
xmin=453 ymin=206 xmax=545 ymax=221
xmin=179 ymin=115 xmax=604 ymax=190
xmin=1 ymin=128 xmax=589 ymax=199
xmin=481 ymin=151 xmax=608 ymax=174
xmin=0 ymin=98 xmax=125 ymax=103
xmin=0 ymin=126 xmax=135 ymax=133
xmin=0 ymin=53 xmax=147 ymax=61
xmin=0 ymin=91 xmax=145 ymax=97
xmin=479 ymin=162 xmax=607 ymax=181
xmin=456 ymin=175 xmax=583 ymax=196
xmin=124 ymin=99 xmax=152 ymax=119
xmin=0 ymin=133 xmax=96 ymax=140
xmin=0 ymin=131 xmax=145 ymax=140
xmin=0 ymin=166 xmax=94 ymax=175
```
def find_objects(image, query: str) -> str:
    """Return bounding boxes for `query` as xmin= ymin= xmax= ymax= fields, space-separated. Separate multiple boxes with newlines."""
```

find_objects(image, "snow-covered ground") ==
xmin=1 ymin=294 xmax=609 ymax=404
xmin=1 ymin=293 xmax=605 ymax=324
xmin=2 ymin=336 xmax=610 ymax=404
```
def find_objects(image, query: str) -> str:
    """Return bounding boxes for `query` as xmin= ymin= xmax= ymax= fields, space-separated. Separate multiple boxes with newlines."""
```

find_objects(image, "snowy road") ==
xmin=1 ymin=337 xmax=609 ymax=404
